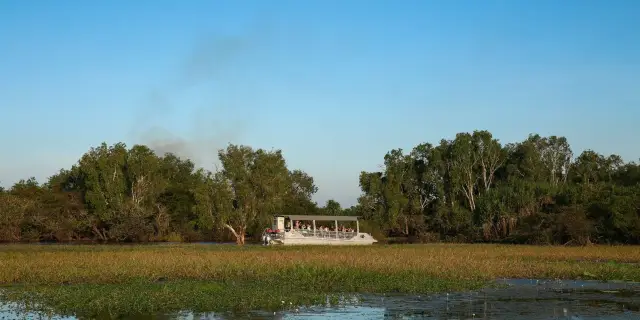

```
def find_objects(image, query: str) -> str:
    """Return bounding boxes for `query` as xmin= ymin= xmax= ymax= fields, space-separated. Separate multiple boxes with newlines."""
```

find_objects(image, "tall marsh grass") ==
xmin=1 ymin=243 xmax=639 ymax=285
xmin=1 ymin=244 xmax=639 ymax=318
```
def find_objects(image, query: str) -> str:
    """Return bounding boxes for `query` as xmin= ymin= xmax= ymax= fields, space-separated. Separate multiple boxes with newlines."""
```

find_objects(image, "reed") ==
xmin=1 ymin=244 xmax=639 ymax=318
xmin=1 ymin=244 xmax=639 ymax=285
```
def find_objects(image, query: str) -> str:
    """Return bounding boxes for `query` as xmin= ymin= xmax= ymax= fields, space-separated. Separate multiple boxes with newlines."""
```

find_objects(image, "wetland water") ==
xmin=1 ymin=279 xmax=639 ymax=319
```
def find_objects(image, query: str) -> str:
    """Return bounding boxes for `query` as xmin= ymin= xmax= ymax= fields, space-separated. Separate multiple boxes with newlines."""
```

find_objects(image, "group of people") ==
xmin=292 ymin=221 xmax=355 ymax=233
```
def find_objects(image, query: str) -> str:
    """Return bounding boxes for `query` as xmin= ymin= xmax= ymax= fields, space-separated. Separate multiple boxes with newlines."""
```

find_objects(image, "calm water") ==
xmin=1 ymin=279 xmax=639 ymax=319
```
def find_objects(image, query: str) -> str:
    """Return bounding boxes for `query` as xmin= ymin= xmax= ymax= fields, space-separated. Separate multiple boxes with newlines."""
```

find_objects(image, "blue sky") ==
xmin=1 ymin=0 xmax=639 ymax=206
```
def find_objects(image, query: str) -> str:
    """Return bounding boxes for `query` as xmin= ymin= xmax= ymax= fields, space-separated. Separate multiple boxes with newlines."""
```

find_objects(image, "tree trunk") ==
xmin=404 ymin=216 xmax=409 ymax=236
xmin=11 ymin=228 xmax=21 ymax=241
xmin=92 ymin=225 xmax=107 ymax=241
xmin=224 ymin=224 xmax=246 ymax=246
xmin=236 ymin=232 xmax=245 ymax=245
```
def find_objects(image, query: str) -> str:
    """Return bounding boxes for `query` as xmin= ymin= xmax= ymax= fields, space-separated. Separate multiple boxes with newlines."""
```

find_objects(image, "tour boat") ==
xmin=261 ymin=214 xmax=378 ymax=246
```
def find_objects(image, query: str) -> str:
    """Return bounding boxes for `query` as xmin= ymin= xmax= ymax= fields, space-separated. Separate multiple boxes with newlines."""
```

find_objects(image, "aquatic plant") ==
xmin=0 ymin=243 xmax=639 ymax=318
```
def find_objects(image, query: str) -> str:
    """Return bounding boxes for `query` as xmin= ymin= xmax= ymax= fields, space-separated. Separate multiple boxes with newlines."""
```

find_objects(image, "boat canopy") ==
xmin=284 ymin=215 xmax=360 ymax=222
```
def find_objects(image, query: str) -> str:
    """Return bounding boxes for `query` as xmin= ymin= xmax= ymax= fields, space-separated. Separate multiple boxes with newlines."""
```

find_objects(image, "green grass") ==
xmin=1 ymin=243 xmax=639 ymax=318
xmin=1 ymin=273 xmax=484 ymax=319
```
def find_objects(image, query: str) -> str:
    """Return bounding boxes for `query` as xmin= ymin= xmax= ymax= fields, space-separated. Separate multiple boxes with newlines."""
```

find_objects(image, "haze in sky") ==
xmin=1 ymin=0 xmax=639 ymax=206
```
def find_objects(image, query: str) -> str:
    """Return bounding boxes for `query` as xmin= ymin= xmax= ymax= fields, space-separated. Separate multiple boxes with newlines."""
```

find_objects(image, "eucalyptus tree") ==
xmin=321 ymin=199 xmax=343 ymax=216
xmin=69 ymin=142 xmax=175 ymax=241
xmin=356 ymin=129 xmax=620 ymax=244
xmin=380 ymin=149 xmax=414 ymax=234
xmin=409 ymin=143 xmax=441 ymax=213
xmin=506 ymin=134 xmax=573 ymax=185
xmin=157 ymin=153 xmax=200 ymax=236
xmin=74 ymin=142 xmax=128 ymax=240
xmin=0 ymin=188 xmax=34 ymax=241
xmin=281 ymin=169 xmax=318 ymax=216
xmin=541 ymin=136 xmax=573 ymax=185
xmin=196 ymin=144 xmax=315 ymax=245
xmin=2 ymin=129 xmax=639 ymax=245
xmin=571 ymin=150 xmax=624 ymax=185
xmin=472 ymin=130 xmax=506 ymax=192
xmin=445 ymin=133 xmax=479 ymax=211
xmin=192 ymin=169 xmax=234 ymax=241
xmin=613 ymin=160 xmax=640 ymax=187
xmin=357 ymin=171 xmax=386 ymax=224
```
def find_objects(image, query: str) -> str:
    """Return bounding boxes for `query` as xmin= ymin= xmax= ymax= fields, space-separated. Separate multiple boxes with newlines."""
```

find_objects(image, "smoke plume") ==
xmin=130 ymin=19 xmax=271 ymax=171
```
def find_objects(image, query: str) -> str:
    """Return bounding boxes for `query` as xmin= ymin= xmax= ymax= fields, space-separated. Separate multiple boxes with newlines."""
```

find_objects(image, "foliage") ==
xmin=1 ymin=129 xmax=639 ymax=245
xmin=358 ymin=132 xmax=640 ymax=244
xmin=0 ymin=143 xmax=319 ymax=243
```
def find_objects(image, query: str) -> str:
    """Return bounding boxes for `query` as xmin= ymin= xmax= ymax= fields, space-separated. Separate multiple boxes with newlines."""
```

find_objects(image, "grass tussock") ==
xmin=1 ymin=244 xmax=639 ymax=318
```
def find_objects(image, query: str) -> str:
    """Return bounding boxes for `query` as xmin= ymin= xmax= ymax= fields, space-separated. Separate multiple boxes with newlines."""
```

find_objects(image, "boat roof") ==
xmin=282 ymin=215 xmax=360 ymax=221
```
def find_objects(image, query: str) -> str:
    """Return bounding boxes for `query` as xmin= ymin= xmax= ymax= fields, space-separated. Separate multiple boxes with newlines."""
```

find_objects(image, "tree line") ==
xmin=1 ymin=130 xmax=639 ymax=245
xmin=356 ymin=131 xmax=640 ymax=245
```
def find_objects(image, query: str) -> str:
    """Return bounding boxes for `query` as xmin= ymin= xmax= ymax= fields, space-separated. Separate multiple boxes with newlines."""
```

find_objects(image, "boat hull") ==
xmin=280 ymin=238 xmax=376 ymax=246
xmin=264 ymin=231 xmax=377 ymax=246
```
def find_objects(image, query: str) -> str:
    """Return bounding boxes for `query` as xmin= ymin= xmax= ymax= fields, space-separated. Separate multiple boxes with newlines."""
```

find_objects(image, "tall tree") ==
xmin=448 ymin=133 xmax=478 ymax=211
xmin=198 ymin=144 xmax=314 ymax=245
xmin=472 ymin=130 xmax=506 ymax=192
xmin=2 ymin=130 xmax=639 ymax=246
xmin=321 ymin=199 xmax=343 ymax=216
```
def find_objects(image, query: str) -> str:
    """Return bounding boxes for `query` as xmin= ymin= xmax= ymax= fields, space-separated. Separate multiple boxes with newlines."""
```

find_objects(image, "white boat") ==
xmin=261 ymin=214 xmax=378 ymax=246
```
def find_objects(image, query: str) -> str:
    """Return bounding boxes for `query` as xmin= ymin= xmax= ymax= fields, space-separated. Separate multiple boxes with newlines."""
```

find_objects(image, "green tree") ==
xmin=321 ymin=199 xmax=343 ymax=216
xmin=195 ymin=144 xmax=315 ymax=245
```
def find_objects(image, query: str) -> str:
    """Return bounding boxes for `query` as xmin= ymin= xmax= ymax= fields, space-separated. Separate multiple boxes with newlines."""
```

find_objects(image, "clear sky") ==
xmin=1 ymin=0 xmax=639 ymax=206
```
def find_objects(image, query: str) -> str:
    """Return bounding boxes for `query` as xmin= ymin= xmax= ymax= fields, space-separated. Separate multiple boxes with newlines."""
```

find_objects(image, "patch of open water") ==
xmin=1 ymin=279 xmax=639 ymax=319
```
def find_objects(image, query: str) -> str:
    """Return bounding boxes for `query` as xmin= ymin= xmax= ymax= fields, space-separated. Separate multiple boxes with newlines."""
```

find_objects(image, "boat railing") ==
xmin=290 ymin=229 xmax=357 ymax=239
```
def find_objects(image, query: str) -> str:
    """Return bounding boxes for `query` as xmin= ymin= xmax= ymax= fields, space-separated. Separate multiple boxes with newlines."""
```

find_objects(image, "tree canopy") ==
xmin=356 ymin=131 xmax=640 ymax=245
xmin=1 ymin=131 xmax=639 ymax=245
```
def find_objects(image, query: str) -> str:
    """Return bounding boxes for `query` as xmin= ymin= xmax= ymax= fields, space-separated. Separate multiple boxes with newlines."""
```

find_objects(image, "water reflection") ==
xmin=1 ymin=279 xmax=639 ymax=319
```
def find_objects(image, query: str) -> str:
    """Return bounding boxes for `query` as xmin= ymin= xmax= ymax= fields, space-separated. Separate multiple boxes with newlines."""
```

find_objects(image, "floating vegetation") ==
xmin=1 ymin=244 xmax=639 ymax=318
